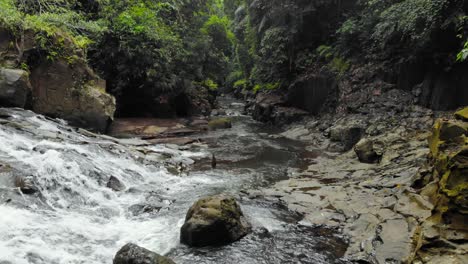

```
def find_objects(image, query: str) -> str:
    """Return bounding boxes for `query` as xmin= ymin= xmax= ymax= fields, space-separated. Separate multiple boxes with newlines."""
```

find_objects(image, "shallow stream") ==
xmin=0 ymin=97 xmax=347 ymax=264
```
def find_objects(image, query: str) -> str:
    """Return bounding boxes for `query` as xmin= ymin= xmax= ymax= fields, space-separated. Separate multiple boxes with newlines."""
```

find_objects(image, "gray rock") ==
xmin=107 ymin=176 xmax=125 ymax=192
xmin=375 ymin=219 xmax=414 ymax=264
xmin=329 ymin=122 xmax=365 ymax=151
xmin=180 ymin=194 xmax=251 ymax=246
xmin=113 ymin=243 xmax=175 ymax=264
xmin=0 ymin=68 xmax=32 ymax=108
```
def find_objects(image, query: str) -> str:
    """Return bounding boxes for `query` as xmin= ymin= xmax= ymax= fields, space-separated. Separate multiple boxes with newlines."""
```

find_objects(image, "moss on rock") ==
xmin=455 ymin=107 xmax=468 ymax=121
xmin=418 ymin=109 xmax=468 ymax=259
xmin=180 ymin=194 xmax=251 ymax=247
xmin=208 ymin=118 xmax=232 ymax=130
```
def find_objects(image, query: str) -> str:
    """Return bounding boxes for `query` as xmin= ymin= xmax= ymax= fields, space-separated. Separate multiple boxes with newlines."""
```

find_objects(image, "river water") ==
xmin=0 ymin=97 xmax=347 ymax=264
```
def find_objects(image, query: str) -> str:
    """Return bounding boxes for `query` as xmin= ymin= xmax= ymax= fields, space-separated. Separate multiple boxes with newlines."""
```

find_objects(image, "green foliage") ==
xmin=233 ymin=78 xmax=247 ymax=89
xmin=372 ymin=0 xmax=446 ymax=48
xmin=336 ymin=0 xmax=464 ymax=62
xmin=195 ymin=79 xmax=219 ymax=91
xmin=227 ymin=70 xmax=244 ymax=88
xmin=0 ymin=0 xmax=106 ymax=60
xmin=457 ymin=41 xmax=468 ymax=61
xmin=316 ymin=45 xmax=350 ymax=75
xmin=252 ymin=82 xmax=280 ymax=93
xmin=0 ymin=0 xmax=23 ymax=30
xmin=316 ymin=45 xmax=333 ymax=60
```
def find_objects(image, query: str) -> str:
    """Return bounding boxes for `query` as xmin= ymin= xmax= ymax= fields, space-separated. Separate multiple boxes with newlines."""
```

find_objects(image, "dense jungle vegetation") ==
xmin=1 ymin=0 xmax=468 ymax=115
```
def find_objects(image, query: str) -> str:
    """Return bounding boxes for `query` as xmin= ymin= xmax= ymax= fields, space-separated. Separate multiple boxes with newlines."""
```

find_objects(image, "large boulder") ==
xmin=30 ymin=58 xmax=116 ymax=133
xmin=113 ymin=243 xmax=175 ymax=264
xmin=180 ymin=195 xmax=251 ymax=247
xmin=0 ymin=68 xmax=32 ymax=108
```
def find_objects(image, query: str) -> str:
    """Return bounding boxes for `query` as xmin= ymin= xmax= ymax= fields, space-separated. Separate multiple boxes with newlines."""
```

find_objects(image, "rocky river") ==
xmin=0 ymin=98 xmax=347 ymax=264
xmin=0 ymin=94 xmax=467 ymax=264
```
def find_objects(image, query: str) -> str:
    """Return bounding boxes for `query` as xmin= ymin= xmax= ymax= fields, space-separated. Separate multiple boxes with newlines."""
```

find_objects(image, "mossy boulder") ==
xmin=208 ymin=118 xmax=232 ymax=130
xmin=113 ymin=243 xmax=175 ymax=264
xmin=180 ymin=194 xmax=251 ymax=247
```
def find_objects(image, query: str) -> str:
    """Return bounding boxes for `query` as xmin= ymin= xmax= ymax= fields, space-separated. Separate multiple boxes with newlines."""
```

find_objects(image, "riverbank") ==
xmin=243 ymin=88 xmax=467 ymax=263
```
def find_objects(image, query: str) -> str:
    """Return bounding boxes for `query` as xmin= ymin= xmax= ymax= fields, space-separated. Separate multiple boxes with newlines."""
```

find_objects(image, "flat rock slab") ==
xmin=109 ymin=117 xmax=207 ymax=139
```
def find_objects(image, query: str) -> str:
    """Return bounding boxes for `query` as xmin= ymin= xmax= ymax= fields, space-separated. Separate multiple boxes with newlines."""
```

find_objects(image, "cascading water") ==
xmin=0 ymin=98 xmax=347 ymax=264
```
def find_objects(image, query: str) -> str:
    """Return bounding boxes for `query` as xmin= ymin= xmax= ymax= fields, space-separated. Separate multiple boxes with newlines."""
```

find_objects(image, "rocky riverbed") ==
xmin=0 ymin=93 xmax=466 ymax=264
xmin=243 ymin=88 xmax=468 ymax=263
xmin=0 ymin=99 xmax=346 ymax=264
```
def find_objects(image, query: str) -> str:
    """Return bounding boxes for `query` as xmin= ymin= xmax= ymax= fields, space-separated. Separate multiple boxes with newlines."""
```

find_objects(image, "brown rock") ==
xmin=30 ymin=58 xmax=115 ymax=133
xmin=0 ymin=68 xmax=32 ymax=108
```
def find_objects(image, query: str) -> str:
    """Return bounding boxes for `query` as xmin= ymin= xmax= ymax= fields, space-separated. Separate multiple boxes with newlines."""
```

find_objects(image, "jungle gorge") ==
xmin=0 ymin=0 xmax=467 ymax=263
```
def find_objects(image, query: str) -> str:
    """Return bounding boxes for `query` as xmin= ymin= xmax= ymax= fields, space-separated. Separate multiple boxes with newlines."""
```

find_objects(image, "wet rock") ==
xmin=251 ymin=92 xmax=309 ymax=125
xmin=30 ymin=57 xmax=116 ymax=133
xmin=107 ymin=176 xmax=125 ymax=192
xmin=208 ymin=118 xmax=232 ymax=130
xmin=280 ymin=126 xmax=312 ymax=141
xmin=329 ymin=122 xmax=365 ymax=151
xmin=354 ymin=138 xmax=382 ymax=163
xmin=180 ymin=194 xmax=251 ymax=246
xmin=0 ymin=68 xmax=32 ymax=108
xmin=14 ymin=175 xmax=38 ymax=194
xmin=113 ymin=243 xmax=175 ymax=264
xmin=375 ymin=219 xmax=415 ymax=264
xmin=128 ymin=204 xmax=162 ymax=216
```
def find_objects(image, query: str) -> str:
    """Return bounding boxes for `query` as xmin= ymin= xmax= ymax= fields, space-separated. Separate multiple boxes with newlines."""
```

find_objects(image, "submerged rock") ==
xmin=180 ymin=194 xmax=251 ymax=247
xmin=208 ymin=118 xmax=232 ymax=130
xmin=354 ymin=138 xmax=382 ymax=163
xmin=107 ymin=176 xmax=126 ymax=192
xmin=0 ymin=68 xmax=32 ymax=108
xmin=113 ymin=243 xmax=175 ymax=264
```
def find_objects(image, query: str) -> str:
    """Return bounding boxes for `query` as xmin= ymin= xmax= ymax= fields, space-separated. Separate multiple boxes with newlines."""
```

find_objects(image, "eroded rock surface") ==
xmin=249 ymin=90 xmax=468 ymax=263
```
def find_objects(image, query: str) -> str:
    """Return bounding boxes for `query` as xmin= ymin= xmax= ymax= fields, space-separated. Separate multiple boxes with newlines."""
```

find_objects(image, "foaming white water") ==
xmin=0 ymin=111 xmax=218 ymax=263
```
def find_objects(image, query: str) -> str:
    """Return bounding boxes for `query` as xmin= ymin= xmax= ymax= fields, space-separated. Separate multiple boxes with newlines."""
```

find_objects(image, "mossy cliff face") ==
xmin=0 ymin=28 xmax=115 ymax=133
xmin=417 ymin=106 xmax=468 ymax=261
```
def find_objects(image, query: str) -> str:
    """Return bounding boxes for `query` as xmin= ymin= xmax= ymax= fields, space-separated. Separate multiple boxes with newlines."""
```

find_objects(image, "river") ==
xmin=0 ymin=97 xmax=347 ymax=264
